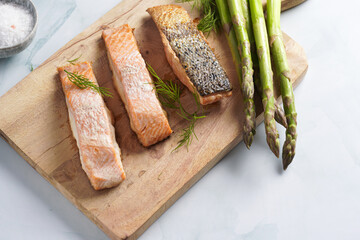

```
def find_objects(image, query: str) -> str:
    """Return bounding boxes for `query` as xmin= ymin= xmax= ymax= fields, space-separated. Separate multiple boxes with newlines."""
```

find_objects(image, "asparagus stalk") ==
xmin=267 ymin=0 xmax=297 ymax=169
xmin=241 ymin=0 xmax=287 ymax=128
xmin=225 ymin=0 xmax=256 ymax=148
xmin=254 ymin=68 xmax=288 ymax=128
xmin=249 ymin=0 xmax=280 ymax=157
xmin=215 ymin=0 xmax=255 ymax=148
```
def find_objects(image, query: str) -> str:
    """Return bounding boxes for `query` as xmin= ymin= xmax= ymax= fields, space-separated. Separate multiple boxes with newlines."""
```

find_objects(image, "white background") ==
xmin=1 ymin=0 xmax=360 ymax=239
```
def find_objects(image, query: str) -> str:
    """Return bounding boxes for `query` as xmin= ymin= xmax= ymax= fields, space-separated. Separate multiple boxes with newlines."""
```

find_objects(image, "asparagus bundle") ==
xmin=240 ymin=0 xmax=288 ymax=129
xmin=181 ymin=0 xmax=298 ymax=163
xmin=267 ymin=0 xmax=297 ymax=169
xmin=225 ymin=0 xmax=256 ymax=148
xmin=249 ymin=0 xmax=280 ymax=157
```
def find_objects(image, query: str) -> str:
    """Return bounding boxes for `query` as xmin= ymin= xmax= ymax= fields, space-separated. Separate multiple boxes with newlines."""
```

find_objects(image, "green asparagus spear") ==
xmin=215 ymin=0 xmax=254 ymax=148
xmin=267 ymin=0 xmax=297 ymax=169
xmin=249 ymin=0 xmax=280 ymax=157
xmin=225 ymin=0 xmax=256 ymax=148
xmin=254 ymin=75 xmax=288 ymax=128
xmin=241 ymin=0 xmax=287 ymax=128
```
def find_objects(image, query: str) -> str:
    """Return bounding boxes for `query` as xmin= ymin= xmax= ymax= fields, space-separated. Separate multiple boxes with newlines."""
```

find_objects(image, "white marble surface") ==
xmin=1 ymin=0 xmax=360 ymax=239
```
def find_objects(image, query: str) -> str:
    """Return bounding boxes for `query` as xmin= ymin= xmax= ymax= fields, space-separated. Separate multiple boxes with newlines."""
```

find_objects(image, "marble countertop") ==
xmin=1 ymin=0 xmax=360 ymax=239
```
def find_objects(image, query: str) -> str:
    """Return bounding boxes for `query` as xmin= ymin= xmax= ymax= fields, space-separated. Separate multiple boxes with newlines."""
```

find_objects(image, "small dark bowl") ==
xmin=0 ymin=0 xmax=38 ymax=58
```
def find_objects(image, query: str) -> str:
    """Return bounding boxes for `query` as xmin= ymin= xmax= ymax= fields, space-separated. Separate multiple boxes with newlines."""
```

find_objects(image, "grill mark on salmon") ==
xmin=102 ymin=24 xmax=172 ymax=147
xmin=147 ymin=5 xmax=232 ymax=105
xmin=58 ymin=62 xmax=125 ymax=190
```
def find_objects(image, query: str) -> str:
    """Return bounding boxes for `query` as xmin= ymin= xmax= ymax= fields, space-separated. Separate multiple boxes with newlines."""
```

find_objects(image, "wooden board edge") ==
xmin=0 ymin=129 xmax=36 ymax=170
xmin=280 ymin=0 xmax=307 ymax=11
xmin=262 ymin=0 xmax=307 ymax=11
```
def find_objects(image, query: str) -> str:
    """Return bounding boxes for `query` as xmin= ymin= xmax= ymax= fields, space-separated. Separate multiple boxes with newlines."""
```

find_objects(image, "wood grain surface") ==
xmin=269 ymin=0 xmax=307 ymax=11
xmin=0 ymin=0 xmax=308 ymax=239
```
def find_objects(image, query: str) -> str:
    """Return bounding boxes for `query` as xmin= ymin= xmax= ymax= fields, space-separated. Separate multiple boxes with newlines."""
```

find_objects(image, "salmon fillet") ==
xmin=102 ymin=24 xmax=172 ymax=147
xmin=147 ymin=5 xmax=232 ymax=105
xmin=58 ymin=62 xmax=125 ymax=190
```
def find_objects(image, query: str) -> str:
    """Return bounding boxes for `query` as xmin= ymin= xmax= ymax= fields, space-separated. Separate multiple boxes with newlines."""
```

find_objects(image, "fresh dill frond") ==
xmin=173 ymin=112 xmax=206 ymax=151
xmin=67 ymin=55 xmax=82 ymax=65
xmin=64 ymin=70 xmax=112 ymax=97
xmin=147 ymin=64 xmax=180 ymax=109
xmin=30 ymin=64 xmax=34 ymax=72
xmin=173 ymin=119 xmax=196 ymax=151
xmin=176 ymin=0 xmax=220 ymax=34
xmin=197 ymin=2 xmax=219 ymax=33
xmin=146 ymin=64 xmax=206 ymax=151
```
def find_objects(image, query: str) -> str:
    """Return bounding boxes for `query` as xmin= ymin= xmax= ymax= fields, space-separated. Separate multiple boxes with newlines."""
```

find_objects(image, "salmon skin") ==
xmin=102 ymin=24 xmax=172 ymax=147
xmin=58 ymin=62 xmax=125 ymax=190
xmin=147 ymin=5 xmax=232 ymax=105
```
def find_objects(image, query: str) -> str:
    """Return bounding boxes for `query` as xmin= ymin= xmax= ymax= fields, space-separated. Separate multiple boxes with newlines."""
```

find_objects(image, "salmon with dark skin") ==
xmin=147 ymin=5 xmax=233 ymax=105
xmin=58 ymin=62 xmax=126 ymax=190
xmin=102 ymin=24 xmax=172 ymax=147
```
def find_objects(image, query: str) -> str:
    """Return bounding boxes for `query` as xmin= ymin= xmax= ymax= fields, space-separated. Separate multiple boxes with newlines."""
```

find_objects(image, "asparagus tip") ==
xmin=282 ymin=135 xmax=296 ymax=170
xmin=274 ymin=105 xmax=288 ymax=128
xmin=267 ymin=136 xmax=280 ymax=158
xmin=282 ymin=153 xmax=294 ymax=170
xmin=244 ymin=129 xmax=256 ymax=149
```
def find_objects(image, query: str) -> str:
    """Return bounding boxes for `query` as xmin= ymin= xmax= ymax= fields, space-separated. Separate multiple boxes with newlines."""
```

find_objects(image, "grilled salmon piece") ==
xmin=102 ymin=24 xmax=172 ymax=147
xmin=58 ymin=62 xmax=125 ymax=190
xmin=147 ymin=5 xmax=232 ymax=105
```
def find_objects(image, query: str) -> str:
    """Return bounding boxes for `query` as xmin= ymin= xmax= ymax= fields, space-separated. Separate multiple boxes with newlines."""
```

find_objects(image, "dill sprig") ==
xmin=173 ymin=112 xmax=205 ymax=151
xmin=147 ymin=64 xmax=205 ymax=151
xmin=64 ymin=70 xmax=112 ymax=97
xmin=147 ymin=64 xmax=181 ymax=109
xmin=177 ymin=0 xmax=220 ymax=34
xmin=67 ymin=55 xmax=82 ymax=65
xmin=30 ymin=64 xmax=34 ymax=72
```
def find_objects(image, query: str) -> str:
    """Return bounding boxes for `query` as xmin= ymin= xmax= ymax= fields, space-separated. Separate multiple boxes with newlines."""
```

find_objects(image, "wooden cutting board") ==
xmin=0 ymin=0 xmax=307 ymax=239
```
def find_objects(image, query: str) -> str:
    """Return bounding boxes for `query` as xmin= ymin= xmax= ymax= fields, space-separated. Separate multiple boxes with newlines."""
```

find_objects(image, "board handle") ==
xmin=262 ymin=0 xmax=307 ymax=11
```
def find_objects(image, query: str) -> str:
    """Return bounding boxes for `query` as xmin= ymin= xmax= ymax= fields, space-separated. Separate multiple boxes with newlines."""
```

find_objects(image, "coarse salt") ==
xmin=0 ymin=2 xmax=34 ymax=48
